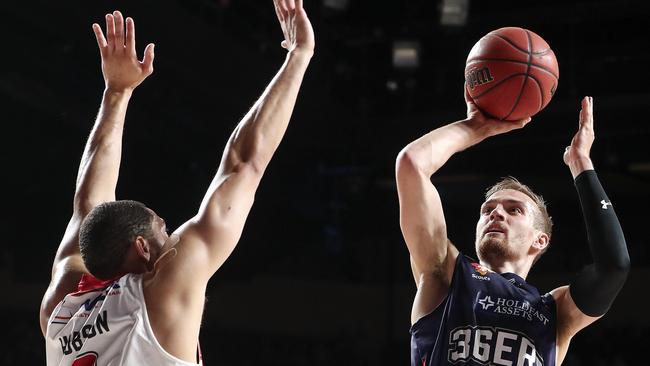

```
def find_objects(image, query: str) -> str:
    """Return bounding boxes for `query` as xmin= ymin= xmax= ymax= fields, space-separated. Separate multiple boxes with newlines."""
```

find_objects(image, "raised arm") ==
xmin=552 ymin=97 xmax=630 ymax=356
xmin=168 ymin=0 xmax=314 ymax=281
xmin=40 ymin=11 xmax=154 ymax=335
xmin=396 ymin=89 xmax=529 ymax=323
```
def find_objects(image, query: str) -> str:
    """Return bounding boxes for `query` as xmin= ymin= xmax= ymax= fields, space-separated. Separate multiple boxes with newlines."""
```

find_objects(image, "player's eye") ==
xmin=510 ymin=207 xmax=523 ymax=214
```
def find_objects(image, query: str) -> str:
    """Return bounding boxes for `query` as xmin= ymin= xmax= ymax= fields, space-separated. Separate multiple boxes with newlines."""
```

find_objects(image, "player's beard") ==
xmin=477 ymin=234 xmax=518 ymax=263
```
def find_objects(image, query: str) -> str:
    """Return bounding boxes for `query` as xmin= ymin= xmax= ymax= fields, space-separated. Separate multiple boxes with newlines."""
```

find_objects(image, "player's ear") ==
xmin=532 ymin=232 xmax=549 ymax=251
xmin=134 ymin=236 xmax=151 ymax=261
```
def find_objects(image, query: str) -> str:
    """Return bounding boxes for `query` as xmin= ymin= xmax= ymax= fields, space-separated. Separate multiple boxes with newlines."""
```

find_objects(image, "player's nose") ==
xmin=488 ymin=205 xmax=506 ymax=221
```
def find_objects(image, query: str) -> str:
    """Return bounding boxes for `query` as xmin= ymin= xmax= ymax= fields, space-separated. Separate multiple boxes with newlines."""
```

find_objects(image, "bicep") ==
xmin=181 ymin=163 xmax=263 ymax=277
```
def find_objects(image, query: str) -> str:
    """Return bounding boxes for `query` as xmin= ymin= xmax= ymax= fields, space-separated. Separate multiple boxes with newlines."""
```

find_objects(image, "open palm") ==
xmin=92 ymin=11 xmax=155 ymax=92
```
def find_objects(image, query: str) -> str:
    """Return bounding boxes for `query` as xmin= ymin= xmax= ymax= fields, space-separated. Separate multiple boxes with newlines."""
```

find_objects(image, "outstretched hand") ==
xmin=564 ymin=96 xmax=595 ymax=175
xmin=273 ymin=0 xmax=315 ymax=56
xmin=464 ymin=85 xmax=531 ymax=138
xmin=92 ymin=11 xmax=155 ymax=92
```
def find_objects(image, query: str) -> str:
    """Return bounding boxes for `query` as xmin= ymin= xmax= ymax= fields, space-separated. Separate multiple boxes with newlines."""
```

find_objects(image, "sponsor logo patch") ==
xmin=471 ymin=263 xmax=489 ymax=276
xmin=476 ymin=295 xmax=550 ymax=326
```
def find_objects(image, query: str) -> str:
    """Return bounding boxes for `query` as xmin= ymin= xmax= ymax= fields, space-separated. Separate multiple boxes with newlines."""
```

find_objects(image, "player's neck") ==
xmin=481 ymin=258 xmax=533 ymax=280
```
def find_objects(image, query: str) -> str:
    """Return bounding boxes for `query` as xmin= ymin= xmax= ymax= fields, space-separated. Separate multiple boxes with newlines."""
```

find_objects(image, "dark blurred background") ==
xmin=2 ymin=0 xmax=649 ymax=364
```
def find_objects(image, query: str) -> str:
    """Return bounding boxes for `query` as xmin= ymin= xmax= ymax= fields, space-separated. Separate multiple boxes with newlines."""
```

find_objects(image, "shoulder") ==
xmin=40 ymin=255 xmax=88 ymax=336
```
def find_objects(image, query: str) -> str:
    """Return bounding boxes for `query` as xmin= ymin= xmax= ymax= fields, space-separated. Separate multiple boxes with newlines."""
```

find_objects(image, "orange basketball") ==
xmin=464 ymin=27 xmax=559 ymax=121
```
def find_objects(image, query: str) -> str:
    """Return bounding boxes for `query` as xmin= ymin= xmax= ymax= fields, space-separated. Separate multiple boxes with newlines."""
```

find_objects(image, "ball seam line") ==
xmin=490 ymin=33 xmax=550 ymax=55
xmin=503 ymin=30 xmax=533 ymax=120
xmin=465 ymin=58 xmax=559 ymax=79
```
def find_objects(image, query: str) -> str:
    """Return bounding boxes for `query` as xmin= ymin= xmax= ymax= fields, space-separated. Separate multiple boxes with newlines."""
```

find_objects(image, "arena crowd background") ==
xmin=2 ymin=0 xmax=649 ymax=364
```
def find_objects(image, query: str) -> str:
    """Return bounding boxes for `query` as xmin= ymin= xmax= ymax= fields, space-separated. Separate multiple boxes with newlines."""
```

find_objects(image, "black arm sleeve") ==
xmin=569 ymin=170 xmax=630 ymax=317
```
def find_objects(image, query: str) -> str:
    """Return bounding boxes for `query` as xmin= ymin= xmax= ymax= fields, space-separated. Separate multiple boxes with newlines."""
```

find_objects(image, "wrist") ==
xmin=569 ymin=157 xmax=594 ymax=179
xmin=287 ymin=48 xmax=314 ymax=62
xmin=459 ymin=118 xmax=490 ymax=146
xmin=104 ymin=87 xmax=134 ymax=98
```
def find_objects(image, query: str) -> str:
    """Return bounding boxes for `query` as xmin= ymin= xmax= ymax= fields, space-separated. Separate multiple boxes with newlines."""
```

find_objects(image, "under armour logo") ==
xmin=478 ymin=295 xmax=495 ymax=310
xmin=601 ymin=200 xmax=612 ymax=210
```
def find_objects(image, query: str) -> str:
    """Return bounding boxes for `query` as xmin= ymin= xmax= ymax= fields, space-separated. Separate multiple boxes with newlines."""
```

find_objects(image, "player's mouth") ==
xmin=484 ymin=224 xmax=507 ymax=236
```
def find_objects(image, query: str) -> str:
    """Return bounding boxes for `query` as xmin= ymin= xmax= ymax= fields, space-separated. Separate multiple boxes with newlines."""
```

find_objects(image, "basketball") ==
xmin=464 ymin=27 xmax=559 ymax=121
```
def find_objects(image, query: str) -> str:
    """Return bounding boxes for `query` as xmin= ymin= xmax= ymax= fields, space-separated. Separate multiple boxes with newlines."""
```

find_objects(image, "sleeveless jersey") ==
xmin=411 ymin=254 xmax=556 ymax=366
xmin=46 ymin=274 xmax=202 ymax=366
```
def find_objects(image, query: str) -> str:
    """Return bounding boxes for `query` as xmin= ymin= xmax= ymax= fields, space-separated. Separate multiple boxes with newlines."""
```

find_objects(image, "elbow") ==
xmin=229 ymin=130 xmax=270 ymax=176
xmin=396 ymin=145 xmax=442 ymax=179
xmin=240 ymin=144 xmax=268 ymax=176
xmin=396 ymin=147 xmax=425 ymax=178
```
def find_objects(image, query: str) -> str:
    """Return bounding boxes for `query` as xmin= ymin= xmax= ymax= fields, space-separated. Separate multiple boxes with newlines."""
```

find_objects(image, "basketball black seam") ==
xmin=488 ymin=34 xmax=530 ymax=58
xmin=528 ymin=75 xmax=545 ymax=110
xmin=503 ymin=31 xmax=533 ymax=120
xmin=466 ymin=58 xmax=559 ymax=79
xmin=471 ymin=73 xmax=527 ymax=99
xmin=490 ymin=33 xmax=549 ymax=55
xmin=503 ymin=77 xmax=527 ymax=120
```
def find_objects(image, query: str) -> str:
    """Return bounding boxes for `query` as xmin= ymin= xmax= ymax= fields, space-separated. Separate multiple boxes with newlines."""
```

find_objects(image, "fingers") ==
xmin=106 ymin=13 xmax=116 ymax=49
xmin=142 ymin=43 xmax=155 ymax=75
xmin=273 ymin=0 xmax=291 ymax=47
xmin=578 ymin=96 xmax=594 ymax=129
xmin=275 ymin=0 xmax=297 ymax=18
xmin=92 ymin=23 xmax=107 ymax=53
xmin=273 ymin=0 xmax=285 ymax=24
xmin=277 ymin=0 xmax=289 ymax=12
xmin=126 ymin=17 xmax=136 ymax=54
xmin=102 ymin=11 xmax=138 ymax=55
xmin=295 ymin=0 xmax=303 ymax=9
xmin=507 ymin=117 xmax=532 ymax=129
xmin=113 ymin=11 xmax=125 ymax=48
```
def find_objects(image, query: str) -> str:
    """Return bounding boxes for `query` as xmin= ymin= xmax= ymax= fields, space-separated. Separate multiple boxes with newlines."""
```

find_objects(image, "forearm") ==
xmin=400 ymin=118 xmax=488 ymax=176
xmin=74 ymin=89 xmax=132 ymax=213
xmin=569 ymin=170 xmax=630 ymax=316
xmin=227 ymin=51 xmax=312 ymax=172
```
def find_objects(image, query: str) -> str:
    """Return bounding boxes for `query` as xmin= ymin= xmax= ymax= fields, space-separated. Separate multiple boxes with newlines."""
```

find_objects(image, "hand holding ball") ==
xmin=465 ymin=27 xmax=559 ymax=121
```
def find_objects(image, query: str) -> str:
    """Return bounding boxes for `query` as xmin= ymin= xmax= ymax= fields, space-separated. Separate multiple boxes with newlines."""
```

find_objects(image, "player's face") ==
xmin=475 ymin=189 xmax=539 ymax=264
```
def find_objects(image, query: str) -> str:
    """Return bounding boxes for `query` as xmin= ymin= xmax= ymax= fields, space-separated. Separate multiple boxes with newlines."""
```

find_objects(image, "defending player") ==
xmin=40 ymin=1 xmax=314 ymax=364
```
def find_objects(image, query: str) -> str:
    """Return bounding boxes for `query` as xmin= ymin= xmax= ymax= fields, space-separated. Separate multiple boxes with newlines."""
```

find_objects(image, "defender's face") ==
xmin=475 ymin=189 xmax=539 ymax=263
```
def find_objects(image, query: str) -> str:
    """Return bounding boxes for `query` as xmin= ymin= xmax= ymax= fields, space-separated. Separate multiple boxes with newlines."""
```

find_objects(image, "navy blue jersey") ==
xmin=411 ymin=254 xmax=556 ymax=366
